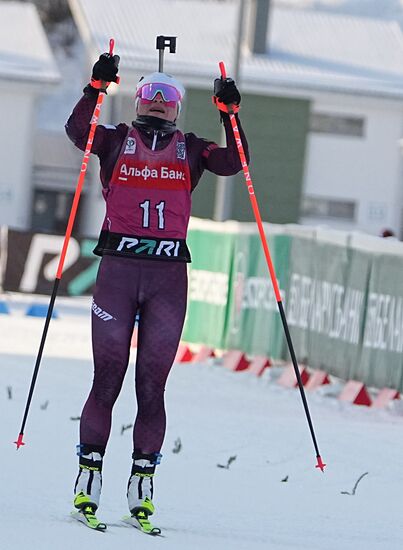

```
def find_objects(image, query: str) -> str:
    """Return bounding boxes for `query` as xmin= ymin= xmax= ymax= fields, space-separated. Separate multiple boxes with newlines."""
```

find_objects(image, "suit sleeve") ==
xmin=203 ymin=113 xmax=250 ymax=176
xmin=65 ymin=87 xmax=128 ymax=187
xmin=185 ymin=113 xmax=250 ymax=191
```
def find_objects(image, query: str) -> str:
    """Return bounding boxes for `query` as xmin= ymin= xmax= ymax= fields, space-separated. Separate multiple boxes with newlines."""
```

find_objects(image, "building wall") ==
xmin=182 ymin=89 xmax=311 ymax=224
xmin=301 ymin=93 xmax=403 ymax=236
xmin=230 ymin=93 xmax=311 ymax=224
xmin=0 ymin=88 xmax=35 ymax=230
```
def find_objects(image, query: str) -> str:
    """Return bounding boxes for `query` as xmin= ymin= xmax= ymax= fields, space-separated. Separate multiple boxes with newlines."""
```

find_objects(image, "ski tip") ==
xmin=315 ymin=456 xmax=326 ymax=472
xmin=14 ymin=434 xmax=25 ymax=450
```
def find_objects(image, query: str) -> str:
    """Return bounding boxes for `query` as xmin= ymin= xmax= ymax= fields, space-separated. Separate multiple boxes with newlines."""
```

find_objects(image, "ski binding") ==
xmin=122 ymin=511 xmax=162 ymax=536
xmin=71 ymin=506 xmax=107 ymax=531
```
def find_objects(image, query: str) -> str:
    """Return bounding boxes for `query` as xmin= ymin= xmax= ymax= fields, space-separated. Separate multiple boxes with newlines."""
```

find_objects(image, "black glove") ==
xmin=91 ymin=53 xmax=120 ymax=83
xmin=214 ymin=77 xmax=241 ymax=106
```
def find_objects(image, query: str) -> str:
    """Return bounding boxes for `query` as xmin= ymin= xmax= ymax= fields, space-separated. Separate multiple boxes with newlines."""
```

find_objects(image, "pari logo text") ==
xmin=117 ymin=237 xmax=181 ymax=257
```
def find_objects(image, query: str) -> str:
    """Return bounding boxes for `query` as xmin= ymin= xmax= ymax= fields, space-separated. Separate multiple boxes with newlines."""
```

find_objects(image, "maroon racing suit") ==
xmin=65 ymin=86 xmax=249 ymax=456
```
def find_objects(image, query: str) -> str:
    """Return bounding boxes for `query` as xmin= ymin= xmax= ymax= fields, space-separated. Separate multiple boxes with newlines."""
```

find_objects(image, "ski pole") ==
xmin=217 ymin=61 xmax=326 ymax=472
xmin=156 ymin=35 xmax=177 ymax=72
xmin=14 ymin=39 xmax=118 ymax=450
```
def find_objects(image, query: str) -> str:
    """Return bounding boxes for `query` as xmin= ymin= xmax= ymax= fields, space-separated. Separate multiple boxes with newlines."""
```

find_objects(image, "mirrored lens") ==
xmin=137 ymin=83 xmax=181 ymax=103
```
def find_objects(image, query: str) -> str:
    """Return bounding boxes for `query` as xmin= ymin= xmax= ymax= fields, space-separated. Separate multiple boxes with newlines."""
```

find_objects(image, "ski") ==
xmin=71 ymin=506 xmax=107 ymax=532
xmin=122 ymin=512 xmax=162 ymax=536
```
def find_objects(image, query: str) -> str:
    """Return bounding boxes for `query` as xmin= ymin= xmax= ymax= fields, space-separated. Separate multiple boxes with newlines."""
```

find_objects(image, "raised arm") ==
xmin=203 ymin=112 xmax=249 ymax=176
xmin=187 ymin=75 xmax=249 ymax=183
xmin=65 ymin=51 xmax=122 ymax=157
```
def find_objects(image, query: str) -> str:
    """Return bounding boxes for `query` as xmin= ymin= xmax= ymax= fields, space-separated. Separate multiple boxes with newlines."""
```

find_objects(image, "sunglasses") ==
xmin=136 ymin=83 xmax=181 ymax=108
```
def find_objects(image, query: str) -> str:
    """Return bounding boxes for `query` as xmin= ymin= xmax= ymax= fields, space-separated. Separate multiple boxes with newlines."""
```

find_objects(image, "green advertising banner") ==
xmin=285 ymin=237 xmax=371 ymax=381
xmin=6 ymin=221 xmax=403 ymax=391
xmin=181 ymin=228 xmax=235 ymax=349
xmin=225 ymin=230 xmax=291 ymax=358
xmin=358 ymin=253 xmax=403 ymax=391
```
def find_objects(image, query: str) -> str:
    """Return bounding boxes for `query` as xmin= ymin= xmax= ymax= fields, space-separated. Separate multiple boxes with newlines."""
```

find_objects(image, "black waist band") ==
xmin=94 ymin=230 xmax=191 ymax=262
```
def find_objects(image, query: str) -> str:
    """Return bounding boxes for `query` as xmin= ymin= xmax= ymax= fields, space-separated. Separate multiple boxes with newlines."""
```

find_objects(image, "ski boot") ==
xmin=71 ymin=444 xmax=107 ymax=531
xmin=124 ymin=451 xmax=162 ymax=536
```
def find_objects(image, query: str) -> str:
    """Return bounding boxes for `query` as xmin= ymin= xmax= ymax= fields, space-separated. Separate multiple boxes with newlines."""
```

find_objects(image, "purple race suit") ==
xmin=65 ymin=88 xmax=249 ymax=455
xmin=95 ymin=126 xmax=192 ymax=262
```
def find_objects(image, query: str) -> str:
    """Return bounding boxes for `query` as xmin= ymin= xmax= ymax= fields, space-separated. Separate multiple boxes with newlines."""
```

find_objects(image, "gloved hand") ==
xmin=91 ymin=53 xmax=120 ymax=89
xmin=214 ymin=77 xmax=241 ymax=106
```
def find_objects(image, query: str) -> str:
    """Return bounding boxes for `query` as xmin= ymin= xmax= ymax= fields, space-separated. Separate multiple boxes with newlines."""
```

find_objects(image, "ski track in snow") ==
xmin=2 ymin=299 xmax=403 ymax=550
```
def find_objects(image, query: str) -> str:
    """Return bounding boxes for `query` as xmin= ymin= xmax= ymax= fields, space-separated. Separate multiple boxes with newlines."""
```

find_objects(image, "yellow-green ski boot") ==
xmin=71 ymin=445 xmax=106 ymax=531
xmin=124 ymin=452 xmax=162 ymax=536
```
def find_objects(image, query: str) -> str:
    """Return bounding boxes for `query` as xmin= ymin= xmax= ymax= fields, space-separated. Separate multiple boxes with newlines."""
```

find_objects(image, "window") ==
xmin=31 ymin=189 xmax=83 ymax=234
xmin=301 ymin=196 xmax=356 ymax=221
xmin=310 ymin=113 xmax=365 ymax=137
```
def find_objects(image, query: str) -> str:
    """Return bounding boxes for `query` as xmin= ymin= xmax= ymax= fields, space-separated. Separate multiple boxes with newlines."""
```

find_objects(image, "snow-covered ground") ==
xmin=2 ymin=295 xmax=403 ymax=549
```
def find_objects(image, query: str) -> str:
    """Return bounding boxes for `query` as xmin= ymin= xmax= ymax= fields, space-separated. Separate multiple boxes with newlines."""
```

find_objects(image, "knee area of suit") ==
xmin=136 ymin=378 xmax=166 ymax=400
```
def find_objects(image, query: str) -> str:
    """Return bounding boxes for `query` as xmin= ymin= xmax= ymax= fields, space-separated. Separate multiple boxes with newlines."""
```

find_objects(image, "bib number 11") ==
xmin=140 ymin=200 xmax=165 ymax=230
